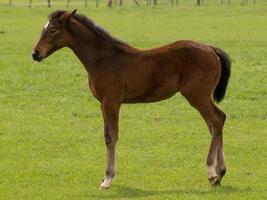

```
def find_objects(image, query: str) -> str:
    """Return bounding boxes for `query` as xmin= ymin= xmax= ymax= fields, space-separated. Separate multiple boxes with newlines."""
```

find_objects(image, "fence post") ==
xmin=66 ymin=0 xmax=70 ymax=7
xmin=241 ymin=0 xmax=248 ymax=5
xmin=133 ymin=0 xmax=140 ymax=6
xmin=107 ymin=0 xmax=112 ymax=7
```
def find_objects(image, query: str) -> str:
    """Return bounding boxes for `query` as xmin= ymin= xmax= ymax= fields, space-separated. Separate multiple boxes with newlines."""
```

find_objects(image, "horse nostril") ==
xmin=32 ymin=50 xmax=40 ymax=61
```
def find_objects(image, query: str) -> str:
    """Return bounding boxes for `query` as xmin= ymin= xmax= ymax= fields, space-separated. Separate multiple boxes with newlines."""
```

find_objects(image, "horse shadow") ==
xmin=91 ymin=184 xmax=248 ymax=199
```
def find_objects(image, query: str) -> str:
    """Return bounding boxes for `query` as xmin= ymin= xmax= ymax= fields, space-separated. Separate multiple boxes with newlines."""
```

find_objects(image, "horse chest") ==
xmin=88 ymin=75 xmax=103 ymax=101
xmin=88 ymin=73 xmax=121 ymax=102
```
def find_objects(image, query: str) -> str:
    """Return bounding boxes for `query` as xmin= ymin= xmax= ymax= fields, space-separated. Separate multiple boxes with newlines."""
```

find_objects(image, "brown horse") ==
xmin=32 ymin=10 xmax=231 ymax=189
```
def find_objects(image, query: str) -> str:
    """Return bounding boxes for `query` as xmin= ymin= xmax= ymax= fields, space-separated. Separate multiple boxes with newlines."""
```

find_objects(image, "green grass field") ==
xmin=0 ymin=3 xmax=267 ymax=200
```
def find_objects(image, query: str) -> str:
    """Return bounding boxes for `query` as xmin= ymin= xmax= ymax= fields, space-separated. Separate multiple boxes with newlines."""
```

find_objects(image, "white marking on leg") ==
xmin=100 ymin=177 xmax=113 ymax=189
xmin=207 ymin=162 xmax=217 ymax=179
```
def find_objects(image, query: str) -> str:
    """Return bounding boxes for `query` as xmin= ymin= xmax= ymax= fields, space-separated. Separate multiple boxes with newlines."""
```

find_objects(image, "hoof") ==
xmin=100 ymin=185 xmax=109 ymax=190
xmin=208 ymin=176 xmax=221 ymax=186
xmin=220 ymin=168 xmax=226 ymax=178
xmin=100 ymin=177 xmax=112 ymax=190
xmin=216 ymin=167 xmax=226 ymax=180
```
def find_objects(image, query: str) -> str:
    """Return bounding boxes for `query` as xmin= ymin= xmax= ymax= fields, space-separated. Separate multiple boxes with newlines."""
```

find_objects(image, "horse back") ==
xmin=122 ymin=40 xmax=219 ymax=103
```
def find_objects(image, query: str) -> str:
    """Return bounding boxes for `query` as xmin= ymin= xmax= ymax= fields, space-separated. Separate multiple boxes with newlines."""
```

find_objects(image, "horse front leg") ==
xmin=100 ymin=99 xmax=120 ymax=189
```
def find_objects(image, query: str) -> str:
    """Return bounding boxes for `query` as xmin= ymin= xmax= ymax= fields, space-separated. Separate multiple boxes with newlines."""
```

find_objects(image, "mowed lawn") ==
xmin=0 ymin=3 xmax=267 ymax=200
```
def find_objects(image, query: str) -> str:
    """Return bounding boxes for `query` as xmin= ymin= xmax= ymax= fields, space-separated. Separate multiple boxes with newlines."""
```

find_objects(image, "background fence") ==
xmin=0 ymin=0 xmax=266 ymax=8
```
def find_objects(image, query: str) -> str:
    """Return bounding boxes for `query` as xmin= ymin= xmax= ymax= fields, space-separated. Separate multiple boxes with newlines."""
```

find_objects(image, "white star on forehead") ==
xmin=44 ymin=21 xmax=50 ymax=30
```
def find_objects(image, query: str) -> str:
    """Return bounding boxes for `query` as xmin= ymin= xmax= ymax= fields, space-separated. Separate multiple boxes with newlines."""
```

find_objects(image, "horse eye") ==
xmin=49 ymin=29 xmax=57 ymax=34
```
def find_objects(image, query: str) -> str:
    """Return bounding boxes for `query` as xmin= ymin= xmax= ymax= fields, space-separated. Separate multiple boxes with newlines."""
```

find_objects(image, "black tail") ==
xmin=211 ymin=46 xmax=231 ymax=103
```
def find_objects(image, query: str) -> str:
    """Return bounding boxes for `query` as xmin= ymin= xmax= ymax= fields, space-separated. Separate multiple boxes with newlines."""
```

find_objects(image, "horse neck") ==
xmin=67 ymin=20 xmax=130 ymax=73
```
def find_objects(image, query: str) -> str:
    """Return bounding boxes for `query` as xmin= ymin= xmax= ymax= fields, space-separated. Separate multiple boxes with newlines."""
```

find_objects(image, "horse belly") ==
xmin=123 ymin=76 xmax=179 ymax=103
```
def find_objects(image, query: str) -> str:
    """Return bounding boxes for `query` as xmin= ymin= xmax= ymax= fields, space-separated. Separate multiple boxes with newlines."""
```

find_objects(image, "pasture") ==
xmin=0 ymin=3 xmax=267 ymax=200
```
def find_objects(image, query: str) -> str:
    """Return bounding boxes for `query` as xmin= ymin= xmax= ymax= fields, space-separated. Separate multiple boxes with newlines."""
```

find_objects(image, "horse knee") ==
xmin=104 ymin=129 xmax=118 ymax=145
xmin=105 ymin=134 xmax=118 ymax=146
xmin=104 ymin=132 xmax=112 ymax=145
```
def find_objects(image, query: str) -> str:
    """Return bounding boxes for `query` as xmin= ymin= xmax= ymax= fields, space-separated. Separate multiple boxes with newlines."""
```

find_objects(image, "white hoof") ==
xmin=207 ymin=165 xmax=217 ymax=180
xmin=100 ymin=177 xmax=113 ymax=190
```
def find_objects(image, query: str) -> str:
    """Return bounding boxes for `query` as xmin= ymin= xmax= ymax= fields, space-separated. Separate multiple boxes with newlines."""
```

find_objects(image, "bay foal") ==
xmin=32 ymin=10 xmax=231 ymax=189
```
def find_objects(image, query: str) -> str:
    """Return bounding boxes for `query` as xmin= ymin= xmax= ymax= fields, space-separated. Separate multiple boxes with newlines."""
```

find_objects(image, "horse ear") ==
xmin=71 ymin=9 xmax=77 ymax=15
xmin=59 ymin=9 xmax=77 ymax=24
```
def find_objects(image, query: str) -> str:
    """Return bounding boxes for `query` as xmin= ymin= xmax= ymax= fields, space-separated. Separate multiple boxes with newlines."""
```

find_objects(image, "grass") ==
xmin=0 ymin=3 xmax=267 ymax=200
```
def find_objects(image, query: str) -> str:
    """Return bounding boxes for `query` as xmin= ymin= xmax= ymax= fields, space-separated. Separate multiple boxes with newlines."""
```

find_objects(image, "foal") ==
xmin=32 ymin=10 xmax=231 ymax=189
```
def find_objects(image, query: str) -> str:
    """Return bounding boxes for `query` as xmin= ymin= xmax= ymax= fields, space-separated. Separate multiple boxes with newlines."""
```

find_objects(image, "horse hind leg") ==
xmin=204 ymin=105 xmax=226 ymax=184
xmin=181 ymin=89 xmax=226 ymax=186
xmin=213 ymin=106 xmax=226 ymax=181
xmin=201 ymin=105 xmax=226 ymax=182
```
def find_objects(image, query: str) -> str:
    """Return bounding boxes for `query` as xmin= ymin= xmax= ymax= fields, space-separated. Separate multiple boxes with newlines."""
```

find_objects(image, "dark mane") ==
xmin=73 ymin=13 xmax=130 ymax=47
xmin=49 ymin=10 xmax=129 ymax=47
xmin=49 ymin=10 xmax=66 ymax=19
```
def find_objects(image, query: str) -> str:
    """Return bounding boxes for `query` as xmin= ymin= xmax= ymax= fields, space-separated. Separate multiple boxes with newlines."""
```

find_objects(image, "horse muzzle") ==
xmin=32 ymin=50 xmax=43 ymax=62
